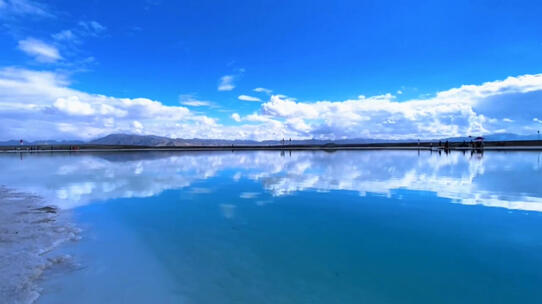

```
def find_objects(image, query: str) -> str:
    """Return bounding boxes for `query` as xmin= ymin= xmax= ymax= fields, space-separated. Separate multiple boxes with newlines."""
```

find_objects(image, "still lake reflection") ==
xmin=2 ymin=150 xmax=542 ymax=303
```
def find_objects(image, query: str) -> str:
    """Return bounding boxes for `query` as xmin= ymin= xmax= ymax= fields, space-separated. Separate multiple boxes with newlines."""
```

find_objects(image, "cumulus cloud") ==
xmin=242 ymin=74 xmax=542 ymax=140
xmin=0 ymin=67 xmax=294 ymax=141
xmin=231 ymin=113 xmax=241 ymax=122
xmin=132 ymin=120 xmax=143 ymax=131
xmin=218 ymin=75 xmax=234 ymax=91
xmin=1 ymin=67 xmax=542 ymax=141
xmin=0 ymin=68 xmax=190 ymax=139
xmin=54 ymin=96 xmax=95 ymax=115
xmin=17 ymin=38 xmax=61 ymax=62
xmin=238 ymin=94 xmax=261 ymax=102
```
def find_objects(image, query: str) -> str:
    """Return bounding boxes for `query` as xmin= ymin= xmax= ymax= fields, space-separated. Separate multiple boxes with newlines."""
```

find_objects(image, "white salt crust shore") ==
xmin=0 ymin=187 xmax=80 ymax=304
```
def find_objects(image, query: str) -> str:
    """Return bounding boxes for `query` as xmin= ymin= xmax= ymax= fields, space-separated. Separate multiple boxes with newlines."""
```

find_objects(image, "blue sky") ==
xmin=1 ymin=0 xmax=542 ymax=140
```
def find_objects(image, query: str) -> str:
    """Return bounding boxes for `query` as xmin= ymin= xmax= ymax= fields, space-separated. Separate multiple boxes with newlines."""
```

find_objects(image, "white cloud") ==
xmin=17 ymin=38 xmax=61 ymax=62
xmin=0 ymin=67 xmax=294 ymax=141
xmin=91 ymin=21 xmax=105 ymax=31
xmin=218 ymin=75 xmax=234 ymax=91
xmin=2 ymin=68 xmax=542 ymax=141
xmin=180 ymin=100 xmax=211 ymax=107
xmin=253 ymin=87 xmax=272 ymax=94
xmin=54 ymin=96 xmax=95 ymax=115
xmin=238 ymin=95 xmax=261 ymax=102
xmin=132 ymin=120 xmax=143 ymax=130
xmin=52 ymin=20 xmax=107 ymax=44
xmin=179 ymin=94 xmax=212 ymax=107
xmin=47 ymin=20 xmax=107 ymax=68
xmin=245 ymin=74 xmax=542 ymax=140
xmin=78 ymin=20 xmax=106 ymax=34
xmin=0 ymin=68 xmax=193 ymax=139
xmin=240 ymin=192 xmax=259 ymax=199
xmin=52 ymin=29 xmax=75 ymax=41
xmin=0 ymin=0 xmax=53 ymax=17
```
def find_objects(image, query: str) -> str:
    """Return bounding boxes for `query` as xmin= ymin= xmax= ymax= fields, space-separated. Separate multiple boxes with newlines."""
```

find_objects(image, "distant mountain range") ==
xmin=0 ymin=132 xmax=540 ymax=146
xmin=88 ymin=134 xmax=398 ymax=146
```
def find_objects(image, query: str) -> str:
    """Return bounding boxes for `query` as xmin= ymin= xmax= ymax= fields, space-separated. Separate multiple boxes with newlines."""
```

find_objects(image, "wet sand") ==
xmin=0 ymin=187 xmax=79 ymax=304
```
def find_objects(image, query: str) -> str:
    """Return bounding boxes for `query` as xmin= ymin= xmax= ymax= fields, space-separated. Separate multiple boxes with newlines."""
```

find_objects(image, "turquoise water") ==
xmin=2 ymin=150 xmax=542 ymax=303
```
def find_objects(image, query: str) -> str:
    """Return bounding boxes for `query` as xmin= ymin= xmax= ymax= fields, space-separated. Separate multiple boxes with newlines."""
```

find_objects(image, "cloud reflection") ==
xmin=0 ymin=151 xmax=541 ymax=212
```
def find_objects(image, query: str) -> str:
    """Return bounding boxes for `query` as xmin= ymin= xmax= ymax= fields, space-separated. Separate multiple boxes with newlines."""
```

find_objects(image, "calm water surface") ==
xmin=2 ymin=150 xmax=542 ymax=303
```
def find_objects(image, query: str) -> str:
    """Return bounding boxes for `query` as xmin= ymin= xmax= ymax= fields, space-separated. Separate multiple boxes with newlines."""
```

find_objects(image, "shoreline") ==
xmin=0 ymin=187 xmax=80 ymax=304
xmin=1 ymin=140 xmax=542 ymax=153
xmin=1 ymin=146 xmax=542 ymax=153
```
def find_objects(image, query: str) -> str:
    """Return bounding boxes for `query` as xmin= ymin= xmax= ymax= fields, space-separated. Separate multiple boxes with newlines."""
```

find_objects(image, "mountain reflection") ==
xmin=1 ymin=150 xmax=541 ymax=211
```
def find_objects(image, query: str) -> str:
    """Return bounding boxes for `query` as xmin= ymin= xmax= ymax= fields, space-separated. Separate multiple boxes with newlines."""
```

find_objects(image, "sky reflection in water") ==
xmin=2 ymin=150 xmax=542 ymax=212
xmin=1 ymin=150 xmax=542 ymax=303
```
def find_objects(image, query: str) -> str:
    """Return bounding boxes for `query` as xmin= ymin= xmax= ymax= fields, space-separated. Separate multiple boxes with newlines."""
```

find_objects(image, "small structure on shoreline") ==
xmin=473 ymin=136 xmax=484 ymax=149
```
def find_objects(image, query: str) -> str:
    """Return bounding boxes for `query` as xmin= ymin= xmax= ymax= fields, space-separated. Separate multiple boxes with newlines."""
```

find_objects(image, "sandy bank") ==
xmin=0 ymin=187 xmax=80 ymax=304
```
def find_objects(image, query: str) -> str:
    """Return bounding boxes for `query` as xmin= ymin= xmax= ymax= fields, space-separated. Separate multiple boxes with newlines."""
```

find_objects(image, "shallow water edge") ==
xmin=0 ymin=187 xmax=80 ymax=304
